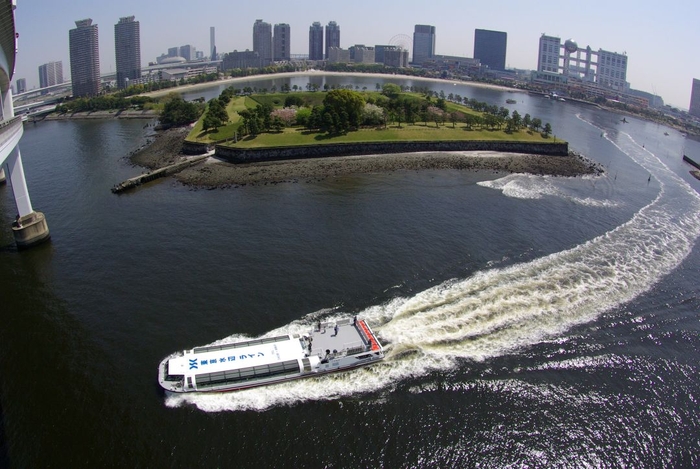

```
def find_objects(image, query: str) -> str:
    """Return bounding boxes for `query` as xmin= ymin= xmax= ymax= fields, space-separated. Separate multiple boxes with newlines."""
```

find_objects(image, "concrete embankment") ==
xmin=215 ymin=140 xmax=569 ymax=164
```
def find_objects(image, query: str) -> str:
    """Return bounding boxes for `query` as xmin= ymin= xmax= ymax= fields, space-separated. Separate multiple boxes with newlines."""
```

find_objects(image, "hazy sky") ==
xmin=13 ymin=0 xmax=700 ymax=108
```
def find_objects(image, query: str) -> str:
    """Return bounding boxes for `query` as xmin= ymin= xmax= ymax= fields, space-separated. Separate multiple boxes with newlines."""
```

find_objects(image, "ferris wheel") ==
xmin=389 ymin=34 xmax=412 ymax=55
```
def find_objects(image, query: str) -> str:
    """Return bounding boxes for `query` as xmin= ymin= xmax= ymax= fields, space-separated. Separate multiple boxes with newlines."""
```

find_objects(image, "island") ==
xmin=130 ymin=84 xmax=603 ymax=189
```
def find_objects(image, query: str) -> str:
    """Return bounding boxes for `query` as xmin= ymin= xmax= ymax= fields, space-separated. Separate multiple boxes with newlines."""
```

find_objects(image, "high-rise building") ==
xmin=309 ymin=22 xmax=324 ymax=60
xmin=412 ymin=25 xmax=435 ymax=65
xmin=38 ymin=61 xmax=63 ymax=89
xmin=325 ymin=21 xmax=340 ymax=59
xmin=473 ymin=29 xmax=507 ymax=71
xmin=114 ymin=16 xmax=140 ymax=89
xmin=537 ymin=35 xmax=561 ymax=73
xmin=167 ymin=47 xmax=179 ymax=57
xmin=690 ymin=79 xmax=700 ymax=118
xmin=596 ymin=49 xmax=628 ymax=91
xmin=253 ymin=19 xmax=273 ymax=66
xmin=69 ymin=18 xmax=101 ymax=97
xmin=179 ymin=45 xmax=196 ymax=61
xmin=15 ymin=78 xmax=26 ymax=93
xmin=210 ymin=27 xmax=216 ymax=59
xmin=274 ymin=23 xmax=290 ymax=61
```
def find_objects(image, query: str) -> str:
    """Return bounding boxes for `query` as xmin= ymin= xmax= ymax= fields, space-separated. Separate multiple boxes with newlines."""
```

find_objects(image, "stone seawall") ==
xmin=215 ymin=140 xmax=569 ymax=164
xmin=182 ymin=140 xmax=210 ymax=155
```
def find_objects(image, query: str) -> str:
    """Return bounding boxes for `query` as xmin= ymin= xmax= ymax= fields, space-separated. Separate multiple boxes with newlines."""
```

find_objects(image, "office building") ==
xmin=383 ymin=47 xmax=409 ymax=68
xmin=536 ymin=34 xmax=629 ymax=91
xmin=114 ymin=16 xmax=140 ymax=89
xmin=274 ymin=23 xmax=290 ymax=61
xmin=412 ymin=25 xmax=435 ymax=65
xmin=38 ymin=61 xmax=63 ymax=89
xmin=167 ymin=47 xmax=179 ymax=57
xmin=253 ymin=19 xmax=273 ymax=66
xmin=210 ymin=27 xmax=216 ymax=59
xmin=309 ymin=22 xmax=324 ymax=60
xmin=222 ymin=50 xmax=261 ymax=71
xmin=15 ymin=77 xmax=26 ymax=93
xmin=69 ymin=18 xmax=101 ymax=97
xmin=325 ymin=21 xmax=340 ymax=59
xmin=179 ymin=45 xmax=196 ymax=61
xmin=689 ymin=79 xmax=700 ymax=118
xmin=537 ymin=35 xmax=561 ymax=73
xmin=474 ymin=29 xmax=507 ymax=71
xmin=596 ymin=49 xmax=628 ymax=90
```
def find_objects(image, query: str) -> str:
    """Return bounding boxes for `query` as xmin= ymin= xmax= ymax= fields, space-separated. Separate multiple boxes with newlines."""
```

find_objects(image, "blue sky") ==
xmin=13 ymin=0 xmax=700 ymax=108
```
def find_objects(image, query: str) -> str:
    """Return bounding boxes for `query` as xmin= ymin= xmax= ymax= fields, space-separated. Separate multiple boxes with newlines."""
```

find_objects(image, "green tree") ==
xmin=381 ymin=83 xmax=401 ymax=99
xmin=322 ymin=89 xmax=365 ymax=133
xmin=543 ymin=122 xmax=552 ymax=136
xmin=159 ymin=94 xmax=203 ymax=127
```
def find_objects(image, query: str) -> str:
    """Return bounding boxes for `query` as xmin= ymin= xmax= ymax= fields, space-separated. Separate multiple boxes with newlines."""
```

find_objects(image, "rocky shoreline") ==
xmin=129 ymin=127 xmax=604 ymax=190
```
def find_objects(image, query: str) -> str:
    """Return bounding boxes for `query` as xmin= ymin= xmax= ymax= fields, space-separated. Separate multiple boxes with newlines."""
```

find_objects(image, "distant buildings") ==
xmin=69 ymin=18 xmax=101 ymax=97
xmin=690 ymin=79 xmax=700 ymax=118
xmin=253 ymin=19 xmax=273 ymax=66
xmin=412 ymin=25 xmax=435 ymax=65
xmin=114 ymin=16 xmax=141 ymax=89
xmin=222 ymin=50 xmax=261 ymax=71
xmin=473 ymin=29 xmax=507 ymax=71
xmin=38 ymin=61 xmax=63 ymax=89
xmin=383 ymin=46 xmax=409 ymax=68
xmin=274 ymin=23 xmax=291 ymax=61
xmin=15 ymin=78 xmax=26 ymax=93
xmin=308 ymin=22 xmax=324 ymax=60
xmin=325 ymin=21 xmax=340 ymax=59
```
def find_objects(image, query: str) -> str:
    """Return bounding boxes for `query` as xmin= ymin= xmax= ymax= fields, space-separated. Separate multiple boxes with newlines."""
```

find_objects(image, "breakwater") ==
xmin=112 ymin=154 xmax=210 ymax=193
xmin=215 ymin=140 xmax=569 ymax=164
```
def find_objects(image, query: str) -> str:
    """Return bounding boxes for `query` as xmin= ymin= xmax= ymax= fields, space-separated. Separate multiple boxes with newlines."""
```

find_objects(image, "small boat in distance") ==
xmin=506 ymin=98 xmax=517 ymax=104
xmin=158 ymin=318 xmax=384 ymax=393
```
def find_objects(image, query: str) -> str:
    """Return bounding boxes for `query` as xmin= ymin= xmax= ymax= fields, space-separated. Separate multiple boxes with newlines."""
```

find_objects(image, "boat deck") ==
xmin=306 ymin=318 xmax=378 ymax=359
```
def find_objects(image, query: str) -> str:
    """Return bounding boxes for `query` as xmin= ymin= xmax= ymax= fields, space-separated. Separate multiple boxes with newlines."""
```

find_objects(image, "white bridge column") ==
xmin=5 ymin=144 xmax=50 ymax=248
xmin=5 ymin=145 xmax=33 ymax=216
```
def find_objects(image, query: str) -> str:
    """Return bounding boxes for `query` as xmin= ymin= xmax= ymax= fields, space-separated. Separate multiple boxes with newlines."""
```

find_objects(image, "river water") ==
xmin=1 ymin=75 xmax=700 ymax=467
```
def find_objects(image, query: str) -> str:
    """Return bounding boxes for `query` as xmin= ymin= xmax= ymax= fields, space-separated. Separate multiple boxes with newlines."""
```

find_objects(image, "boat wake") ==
xmin=166 ymin=125 xmax=700 ymax=412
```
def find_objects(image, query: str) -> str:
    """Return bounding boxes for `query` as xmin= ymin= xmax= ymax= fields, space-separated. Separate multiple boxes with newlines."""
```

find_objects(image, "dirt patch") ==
xmin=129 ymin=127 xmax=192 ymax=169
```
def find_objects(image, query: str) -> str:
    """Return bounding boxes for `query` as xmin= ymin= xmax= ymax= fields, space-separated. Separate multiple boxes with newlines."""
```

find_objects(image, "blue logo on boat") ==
xmin=189 ymin=359 xmax=198 ymax=370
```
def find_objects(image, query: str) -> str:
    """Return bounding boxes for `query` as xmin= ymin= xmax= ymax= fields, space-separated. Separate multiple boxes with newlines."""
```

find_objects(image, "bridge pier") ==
xmin=4 ymin=147 xmax=50 ymax=248
xmin=0 ymin=167 xmax=5 ymax=184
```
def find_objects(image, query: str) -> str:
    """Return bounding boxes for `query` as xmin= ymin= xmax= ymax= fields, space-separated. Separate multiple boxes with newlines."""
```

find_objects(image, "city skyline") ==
xmin=12 ymin=0 xmax=700 ymax=108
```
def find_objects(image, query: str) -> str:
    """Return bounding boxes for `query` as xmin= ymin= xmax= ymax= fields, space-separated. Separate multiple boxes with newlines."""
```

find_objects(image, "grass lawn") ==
xmin=226 ymin=123 xmax=558 ymax=149
xmin=186 ymin=96 xmax=247 ymax=143
xmin=188 ymin=90 xmax=561 ymax=148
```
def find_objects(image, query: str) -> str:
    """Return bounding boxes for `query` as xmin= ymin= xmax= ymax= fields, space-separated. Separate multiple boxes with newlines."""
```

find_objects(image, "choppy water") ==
xmin=2 ymin=76 xmax=700 ymax=467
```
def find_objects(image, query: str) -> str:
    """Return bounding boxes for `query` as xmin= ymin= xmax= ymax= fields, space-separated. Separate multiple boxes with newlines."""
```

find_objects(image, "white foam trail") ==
xmin=168 ymin=127 xmax=700 ymax=412
xmin=478 ymin=174 xmax=617 ymax=207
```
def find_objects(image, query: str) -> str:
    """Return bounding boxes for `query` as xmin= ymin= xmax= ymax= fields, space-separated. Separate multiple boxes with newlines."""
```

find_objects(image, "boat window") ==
xmin=194 ymin=359 xmax=301 ymax=388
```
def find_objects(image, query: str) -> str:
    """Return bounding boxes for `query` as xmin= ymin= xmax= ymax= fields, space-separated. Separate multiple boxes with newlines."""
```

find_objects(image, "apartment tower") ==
xmin=114 ymin=16 xmax=141 ymax=89
xmin=69 ymin=19 xmax=101 ymax=97
xmin=253 ymin=19 xmax=273 ymax=66
xmin=325 ymin=21 xmax=340 ymax=59
xmin=309 ymin=22 xmax=324 ymax=60
xmin=274 ymin=23 xmax=290 ymax=61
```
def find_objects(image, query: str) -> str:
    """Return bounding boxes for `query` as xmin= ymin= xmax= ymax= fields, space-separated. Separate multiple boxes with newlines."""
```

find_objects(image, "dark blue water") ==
xmin=1 ymin=75 xmax=699 ymax=467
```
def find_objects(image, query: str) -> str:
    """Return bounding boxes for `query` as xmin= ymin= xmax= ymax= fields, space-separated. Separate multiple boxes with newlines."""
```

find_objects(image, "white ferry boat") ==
xmin=158 ymin=317 xmax=384 ymax=393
